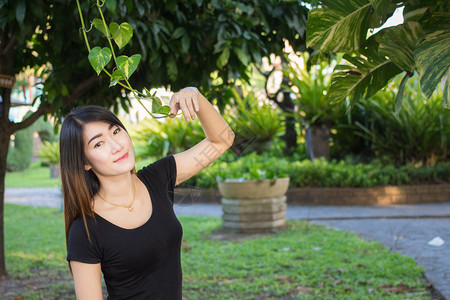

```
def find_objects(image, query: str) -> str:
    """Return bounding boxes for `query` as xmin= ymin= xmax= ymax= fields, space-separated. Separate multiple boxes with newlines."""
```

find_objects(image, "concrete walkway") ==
xmin=5 ymin=187 xmax=450 ymax=299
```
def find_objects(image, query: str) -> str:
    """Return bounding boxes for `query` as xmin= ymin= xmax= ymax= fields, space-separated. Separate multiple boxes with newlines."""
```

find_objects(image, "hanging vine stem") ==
xmin=75 ymin=0 xmax=173 ymax=119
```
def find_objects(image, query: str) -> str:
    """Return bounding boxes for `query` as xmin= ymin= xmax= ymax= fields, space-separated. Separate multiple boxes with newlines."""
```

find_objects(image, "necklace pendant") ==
xmin=128 ymin=207 xmax=133 ymax=212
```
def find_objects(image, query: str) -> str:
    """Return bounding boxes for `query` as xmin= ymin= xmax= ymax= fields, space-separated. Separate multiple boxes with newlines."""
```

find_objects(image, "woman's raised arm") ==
xmin=170 ymin=87 xmax=235 ymax=186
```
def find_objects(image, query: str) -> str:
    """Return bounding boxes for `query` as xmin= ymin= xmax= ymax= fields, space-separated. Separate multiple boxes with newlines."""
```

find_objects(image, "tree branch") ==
xmin=1 ymin=34 xmax=16 ymax=56
xmin=63 ymin=75 xmax=102 ymax=106
xmin=9 ymin=102 xmax=52 ymax=133
xmin=10 ymin=75 xmax=101 ymax=133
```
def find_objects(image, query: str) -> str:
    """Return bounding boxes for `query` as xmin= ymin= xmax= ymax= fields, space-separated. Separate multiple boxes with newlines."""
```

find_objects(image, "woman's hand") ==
xmin=169 ymin=87 xmax=200 ymax=122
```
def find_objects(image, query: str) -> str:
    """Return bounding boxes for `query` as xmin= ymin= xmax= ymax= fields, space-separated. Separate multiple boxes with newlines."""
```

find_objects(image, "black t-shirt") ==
xmin=67 ymin=155 xmax=183 ymax=299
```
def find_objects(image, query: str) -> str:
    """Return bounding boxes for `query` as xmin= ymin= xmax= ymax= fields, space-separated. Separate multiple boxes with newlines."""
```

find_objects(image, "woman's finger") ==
xmin=178 ymin=97 xmax=191 ymax=122
xmin=185 ymin=95 xmax=196 ymax=120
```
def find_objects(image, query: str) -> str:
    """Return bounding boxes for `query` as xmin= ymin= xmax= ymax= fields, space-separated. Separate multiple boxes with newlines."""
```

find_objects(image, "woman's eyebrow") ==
xmin=87 ymin=124 xmax=115 ymax=145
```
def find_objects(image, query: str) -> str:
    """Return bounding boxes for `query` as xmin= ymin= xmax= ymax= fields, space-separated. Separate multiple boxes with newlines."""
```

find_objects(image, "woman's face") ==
xmin=83 ymin=121 xmax=135 ymax=178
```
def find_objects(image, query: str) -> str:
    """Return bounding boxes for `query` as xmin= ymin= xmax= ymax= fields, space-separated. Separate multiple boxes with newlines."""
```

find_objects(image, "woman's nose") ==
xmin=110 ymin=138 xmax=123 ymax=153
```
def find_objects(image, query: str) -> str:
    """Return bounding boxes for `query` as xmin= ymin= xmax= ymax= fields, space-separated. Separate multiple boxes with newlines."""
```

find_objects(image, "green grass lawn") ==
xmin=5 ymin=161 xmax=61 ymax=188
xmin=4 ymin=204 xmax=429 ymax=299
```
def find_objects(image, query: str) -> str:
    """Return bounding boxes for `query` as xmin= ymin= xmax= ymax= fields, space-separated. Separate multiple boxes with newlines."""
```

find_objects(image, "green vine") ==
xmin=75 ymin=0 xmax=172 ymax=118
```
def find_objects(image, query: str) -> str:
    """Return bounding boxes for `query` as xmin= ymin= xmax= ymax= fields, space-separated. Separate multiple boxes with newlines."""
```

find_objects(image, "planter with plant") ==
xmin=283 ymin=52 xmax=341 ymax=160
xmin=37 ymin=141 xmax=60 ymax=178
xmin=216 ymin=153 xmax=290 ymax=233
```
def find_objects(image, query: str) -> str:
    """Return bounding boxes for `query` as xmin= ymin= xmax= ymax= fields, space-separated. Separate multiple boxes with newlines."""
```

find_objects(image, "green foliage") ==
xmin=283 ymin=52 xmax=340 ymax=127
xmin=215 ymin=152 xmax=290 ymax=182
xmin=130 ymin=117 xmax=204 ymax=159
xmin=5 ymin=205 xmax=428 ymax=298
xmin=186 ymin=155 xmax=449 ymax=189
xmin=6 ymin=126 xmax=34 ymax=172
xmin=333 ymin=77 xmax=449 ymax=165
xmin=7 ymin=112 xmax=35 ymax=172
xmin=306 ymin=0 xmax=450 ymax=110
xmin=228 ymin=88 xmax=284 ymax=154
xmin=37 ymin=141 xmax=60 ymax=165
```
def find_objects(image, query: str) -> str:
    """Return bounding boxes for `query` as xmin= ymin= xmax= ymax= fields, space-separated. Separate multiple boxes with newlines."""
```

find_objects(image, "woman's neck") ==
xmin=96 ymin=172 xmax=135 ymax=203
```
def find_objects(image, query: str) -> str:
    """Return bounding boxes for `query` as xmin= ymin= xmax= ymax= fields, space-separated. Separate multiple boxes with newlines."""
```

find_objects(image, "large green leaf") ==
xmin=88 ymin=47 xmax=112 ymax=75
xmin=415 ymin=30 xmax=450 ymax=99
xmin=217 ymin=47 xmax=230 ymax=68
xmin=378 ymin=22 xmax=423 ymax=72
xmin=109 ymin=22 xmax=133 ymax=49
xmin=327 ymin=51 xmax=402 ymax=105
xmin=116 ymin=54 xmax=141 ymax=79
xmin=306 ymin=0 xmax=372 ymax=53
xmin=444 ymin=75 xmax=449 ymax=108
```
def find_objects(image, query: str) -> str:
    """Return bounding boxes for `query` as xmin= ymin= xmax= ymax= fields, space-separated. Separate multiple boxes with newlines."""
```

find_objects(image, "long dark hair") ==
xmin=60 ymin=105 xmax=132 ymax=249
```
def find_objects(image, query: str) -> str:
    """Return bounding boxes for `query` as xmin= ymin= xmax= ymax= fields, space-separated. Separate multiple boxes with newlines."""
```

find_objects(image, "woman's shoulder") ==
xmin=137 ymin=155 xmax=176 ymax=179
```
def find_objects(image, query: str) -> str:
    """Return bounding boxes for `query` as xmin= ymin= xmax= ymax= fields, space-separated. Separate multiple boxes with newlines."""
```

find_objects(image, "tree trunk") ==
xmin=0 ymin=129 xmax=9 ymax=278
xmin=282 ymin=90 xmax=297 ymax=156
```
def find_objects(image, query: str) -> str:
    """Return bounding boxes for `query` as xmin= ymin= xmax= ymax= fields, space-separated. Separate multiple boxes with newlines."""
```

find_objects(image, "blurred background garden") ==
xmin=1 ymin=0 xmax=449 ymax=298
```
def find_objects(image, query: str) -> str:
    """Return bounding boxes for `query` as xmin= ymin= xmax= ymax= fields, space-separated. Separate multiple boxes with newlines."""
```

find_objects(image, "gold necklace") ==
xmin=97 ymin=175 xmax=136 ymax=212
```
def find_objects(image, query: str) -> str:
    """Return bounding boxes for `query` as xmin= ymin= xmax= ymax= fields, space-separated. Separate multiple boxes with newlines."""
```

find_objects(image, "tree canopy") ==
xmin=0 ymin=0 xmax=308 ymax=276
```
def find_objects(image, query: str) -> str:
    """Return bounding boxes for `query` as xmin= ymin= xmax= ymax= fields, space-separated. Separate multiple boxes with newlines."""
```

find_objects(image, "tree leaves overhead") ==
xmin=307 ymin=0 xmax=449 ymax=110
xmin=415 ymin=29 xmax=450 ymax=107
xmin=306 ymin=0 xmax=373 ymax=53
xmin=378 ymin=22 xmax=423 ymax=72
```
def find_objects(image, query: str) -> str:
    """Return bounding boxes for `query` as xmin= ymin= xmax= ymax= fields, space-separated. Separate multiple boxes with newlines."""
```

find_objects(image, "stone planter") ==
xmin=218 ymin=177 xmax=290 ymax=233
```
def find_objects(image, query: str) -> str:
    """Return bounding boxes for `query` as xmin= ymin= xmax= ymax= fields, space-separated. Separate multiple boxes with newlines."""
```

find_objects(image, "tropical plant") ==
xmin=131 ymin=117 xmax=204 ymax=159
xmin=353 ymin=79 xmax=449 ymax=165
xmin=37 ymin=141 xmax=60 ymax=165
xmin=283 ymin=52 xmax=339 ymax=127
xmin=306 ymin=0 xmax=450 ymax=111
xmin=228 ymin=88 xmax=284 ymax=155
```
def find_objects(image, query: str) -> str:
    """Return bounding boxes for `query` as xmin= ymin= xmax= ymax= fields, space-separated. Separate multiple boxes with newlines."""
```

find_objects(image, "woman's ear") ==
xmin=84 ymin=163 xmax=91 ymax=171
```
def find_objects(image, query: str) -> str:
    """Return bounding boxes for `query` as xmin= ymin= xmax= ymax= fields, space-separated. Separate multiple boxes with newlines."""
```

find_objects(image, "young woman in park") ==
xmin=59 ymin=87 xmax=234 ymax=299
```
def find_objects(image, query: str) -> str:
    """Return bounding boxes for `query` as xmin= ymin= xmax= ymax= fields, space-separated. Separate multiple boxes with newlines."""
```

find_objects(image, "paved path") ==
xmin=5 ymin=188 xmax=450 ymax=299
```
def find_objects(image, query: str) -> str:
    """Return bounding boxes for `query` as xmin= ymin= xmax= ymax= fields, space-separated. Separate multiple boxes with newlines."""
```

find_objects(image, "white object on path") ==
xmin=427 ymin=236 xmax=445 ymax=247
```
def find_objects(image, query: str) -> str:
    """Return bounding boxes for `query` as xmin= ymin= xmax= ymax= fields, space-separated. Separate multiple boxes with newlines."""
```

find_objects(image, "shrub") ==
xmin=37 ymin=141 xmax=60 ymax=165
xmin=130 ymin=117 xmax=204 ymax=159
xmin=181 ymin=155 xmax=450 ymax=189
xmin=332 ymin=77 xmax=449 ymax=165
xmin=7 ymin=126 xmax=34 ymax=172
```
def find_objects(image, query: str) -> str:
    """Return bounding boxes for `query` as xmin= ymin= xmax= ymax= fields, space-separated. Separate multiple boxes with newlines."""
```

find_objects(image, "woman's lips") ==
xmin=114 ymin=153 xmax=128 ymax=162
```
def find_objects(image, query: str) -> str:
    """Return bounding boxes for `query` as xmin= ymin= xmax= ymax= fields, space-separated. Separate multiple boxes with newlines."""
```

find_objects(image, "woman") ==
xmin=60 ymin=87 xmax=234 ymax=299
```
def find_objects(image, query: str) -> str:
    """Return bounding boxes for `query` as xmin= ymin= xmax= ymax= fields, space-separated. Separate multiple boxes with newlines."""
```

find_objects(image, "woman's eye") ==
xmin=113 ymin=127 xmax=121 ymax=134
xmin=94 ymin=141 xmax=104 ymax=148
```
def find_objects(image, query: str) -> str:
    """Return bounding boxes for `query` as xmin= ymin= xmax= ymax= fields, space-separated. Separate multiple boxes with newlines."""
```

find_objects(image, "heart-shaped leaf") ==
xmin=116 ymin=54 xmax=141 ymax=79
xmin=92 ymin=19 xmax=107 ymax=36
xmin=110 ymin=22 xmax=133 ymax=49
xmin=158 ymin=106 xmax=170 ymax=115
xmin=109 ymin=69 xmax=125 ymax=87
xmin=88 ymin=47 xmax=112 ymax=75
xmin=151 ymin=95 xmax=163 ymax=113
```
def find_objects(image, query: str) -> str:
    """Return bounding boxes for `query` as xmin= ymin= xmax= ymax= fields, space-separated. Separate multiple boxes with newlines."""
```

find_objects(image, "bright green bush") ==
xmin=130 ymin=117 xmax=204 ymax=159
xmin=37 ymin=141 xmax=60 ymax=165
xmin=7 ymin=125 xmax=34 ymax=172
xmin=332 ymin=77 xmax=449 ymax=165
xmin=181 ymin=155 xmax=450 ymax=189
